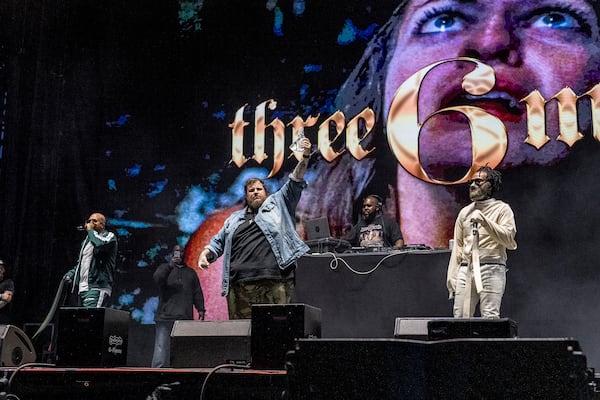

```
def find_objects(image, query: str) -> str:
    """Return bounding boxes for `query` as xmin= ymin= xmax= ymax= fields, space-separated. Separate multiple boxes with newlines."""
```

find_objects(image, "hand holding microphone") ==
xmin=471 ymin=221 xmax=478 ymax=236
xmin=470 ymin=210 xmax=485 ymax=233
xmin=76 ymin=219 xmax=93 ymax=231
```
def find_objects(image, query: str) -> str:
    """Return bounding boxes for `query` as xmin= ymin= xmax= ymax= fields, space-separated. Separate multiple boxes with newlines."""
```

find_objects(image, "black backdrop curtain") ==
xmin=0 ymin=0 xmax=182 ymax=326
xmin=2 ymin=0 xmax=99 ymax=326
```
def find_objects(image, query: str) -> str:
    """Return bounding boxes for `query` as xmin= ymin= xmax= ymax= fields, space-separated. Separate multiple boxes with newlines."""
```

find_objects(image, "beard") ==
xmin=362 ymin=211 xmax=376 ymax=223
xmin=248 ymin=197 xmax=265 ymax=212
xmin=469 ymin=188 xmax=491 ymax=202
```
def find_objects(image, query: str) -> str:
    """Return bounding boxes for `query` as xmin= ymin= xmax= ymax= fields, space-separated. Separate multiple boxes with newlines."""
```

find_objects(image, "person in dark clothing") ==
xmin=63 ymin=212 xmax=118 ymax=307
xmin=344 ymin=195 xmax=404 ymax=249
xmin=0 ymin=260 xmax=15 ymax=324
xmin=151 ymin=245 xmax=205 ymax=368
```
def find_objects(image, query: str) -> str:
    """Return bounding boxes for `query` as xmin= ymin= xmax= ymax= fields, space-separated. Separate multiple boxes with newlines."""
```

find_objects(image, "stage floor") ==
xmin=7 ymin=366 xmax=287 ymax=400
xmin=6 ymin=337 xmax=600 ymax=400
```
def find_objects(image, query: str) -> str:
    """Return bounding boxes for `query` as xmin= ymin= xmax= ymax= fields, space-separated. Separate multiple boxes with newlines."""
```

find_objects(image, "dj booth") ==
xmin=293 ymin=248 xmax=453 ymax=338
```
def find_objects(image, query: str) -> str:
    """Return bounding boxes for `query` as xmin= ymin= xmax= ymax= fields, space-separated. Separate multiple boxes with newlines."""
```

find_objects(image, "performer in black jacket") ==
xmin=151 ymin=245 xmax=205 ymax=368
xmin=0 ymin=259 xmax=14 ymax=324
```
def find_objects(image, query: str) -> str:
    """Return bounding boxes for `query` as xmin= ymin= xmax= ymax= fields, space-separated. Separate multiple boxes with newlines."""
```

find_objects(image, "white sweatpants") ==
xmin=453 ymin=264 xmax=506 ymax=318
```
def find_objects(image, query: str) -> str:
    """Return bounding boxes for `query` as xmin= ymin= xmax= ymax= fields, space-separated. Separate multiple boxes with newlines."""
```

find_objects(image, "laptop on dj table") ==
xmin=304 ymin=217 xmax=331 ymax=241
xmin=304 ymin=217 xmax=351 ymax=253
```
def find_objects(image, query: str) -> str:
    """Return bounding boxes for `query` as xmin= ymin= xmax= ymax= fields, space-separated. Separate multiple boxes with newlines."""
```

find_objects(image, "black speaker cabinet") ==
xmin=251 ymin=303 xmax=321 ymax=370
xmin=170 ymin=320 xmax=251 ymax=368
xmin=287 ymin=338 xmax=591 ymax=400
xmin=427 ymin=318 xmax=518 ymax=340
xmin=0 ymin=325 xmax=36 ymax=366
xmin=394 ymin=317 xmax=517 ymax=340
xmin=57 ymin=307 xmax=130 ymax=367
xmin=394 ymin=318 xmax=452 ymax=340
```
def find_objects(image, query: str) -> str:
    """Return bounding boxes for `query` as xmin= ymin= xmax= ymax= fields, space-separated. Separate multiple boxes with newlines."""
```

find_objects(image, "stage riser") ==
xmin=10 ymin=338 xmax=596 ymax=400
xmin=10 ymin=370 xmax=287 ymax=400
xmin=287 ymin=338 xmax=593 ymax=400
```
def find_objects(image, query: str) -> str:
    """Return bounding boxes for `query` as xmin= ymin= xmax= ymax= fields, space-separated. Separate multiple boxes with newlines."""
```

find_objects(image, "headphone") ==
xmin=366 ymin=194 xmax=383 ymax=212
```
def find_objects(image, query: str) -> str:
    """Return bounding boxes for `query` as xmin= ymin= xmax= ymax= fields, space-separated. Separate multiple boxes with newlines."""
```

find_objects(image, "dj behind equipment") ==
xmin=303 ymin=195 xmax=433 ymax=254
xmin=341 ymin=194 xmax=405 ymax=251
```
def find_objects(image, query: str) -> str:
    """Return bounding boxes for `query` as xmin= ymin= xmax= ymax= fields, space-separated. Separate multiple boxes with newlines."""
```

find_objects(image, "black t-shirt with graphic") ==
xmin=344 ymin=214 xmax=403 ymax=248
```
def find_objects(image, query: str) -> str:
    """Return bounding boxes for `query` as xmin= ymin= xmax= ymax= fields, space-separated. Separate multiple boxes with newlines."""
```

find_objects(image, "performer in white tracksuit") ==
xmin=447 ymin=166 xmax=517 ymax=318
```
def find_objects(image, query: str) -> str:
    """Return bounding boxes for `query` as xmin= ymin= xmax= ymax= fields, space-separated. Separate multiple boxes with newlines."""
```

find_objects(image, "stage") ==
xmin=5 ymin=337 xmax=600 ymax=400
xmin=7 ymin=251 xmax=600 ymax=399
xmin=293 ymin=249 xmax=600 ymax=370
xmin=5 ymin=366 xmax=286 ymax=399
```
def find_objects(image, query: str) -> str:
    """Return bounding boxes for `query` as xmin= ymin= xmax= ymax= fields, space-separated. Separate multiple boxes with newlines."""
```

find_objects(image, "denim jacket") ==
xmin=206 ymin=174 xmax=310 ymax=296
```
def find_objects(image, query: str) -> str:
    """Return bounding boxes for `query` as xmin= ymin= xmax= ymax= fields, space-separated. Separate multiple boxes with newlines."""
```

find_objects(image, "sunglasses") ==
xmin=87 ymin=219 xmax=99 ymax=223
xmin=468 ymin=179 xmax=489 ymax=186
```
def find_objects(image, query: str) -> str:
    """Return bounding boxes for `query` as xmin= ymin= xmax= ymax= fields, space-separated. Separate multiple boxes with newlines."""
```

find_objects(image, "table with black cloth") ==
xmin=293 ymin=249 xmax=453 ymax=338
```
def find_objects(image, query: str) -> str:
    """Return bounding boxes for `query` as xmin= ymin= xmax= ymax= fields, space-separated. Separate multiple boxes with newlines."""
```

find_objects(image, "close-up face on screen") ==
xmin=383 ymin=0 xmax=600 ymax=175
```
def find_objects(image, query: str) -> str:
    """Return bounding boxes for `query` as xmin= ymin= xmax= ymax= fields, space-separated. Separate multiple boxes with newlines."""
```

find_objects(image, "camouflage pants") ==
xmin=227 ymin=279 xmax=294 ymax=319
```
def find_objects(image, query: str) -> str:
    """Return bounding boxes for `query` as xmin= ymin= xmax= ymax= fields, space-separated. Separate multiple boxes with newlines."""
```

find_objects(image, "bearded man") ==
xmin=197 ymin=138 xmax=312 ymax=319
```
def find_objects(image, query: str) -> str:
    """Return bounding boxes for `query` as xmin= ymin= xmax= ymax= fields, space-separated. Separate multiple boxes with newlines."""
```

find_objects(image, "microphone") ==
xmin=76 ymin=225 xmax=86 ymax=231
xmin=472 ymin=221 xmax=478 ymax=235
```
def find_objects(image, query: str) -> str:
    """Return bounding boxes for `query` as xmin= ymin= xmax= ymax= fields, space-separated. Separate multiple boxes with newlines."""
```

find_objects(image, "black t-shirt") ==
xmin=0 ymin=279 xmax=15 ymax=324
xmin=230 ymin=212 xmax=293 ymax=282
xmin=344 ymin=214 xmax=404 ymax=247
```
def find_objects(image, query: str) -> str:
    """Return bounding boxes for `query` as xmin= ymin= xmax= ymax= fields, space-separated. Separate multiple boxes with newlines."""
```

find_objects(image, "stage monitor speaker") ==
xmin=170 ymin=320 xmax=251 ymax=368
xmin=0 ymin=325 xmax=36 ymax=366
xmin=394 ymin=317 xmax=452 ymax=340
xmin=56 ymin=307 xmax=129 ymax=367
xmin=394 ymin=317 xmax=518 ymax=340
xmin=428 ymin=318 xmax=518 ymax=340
xmin=251 ymin=303 xmax=321 ymax=370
